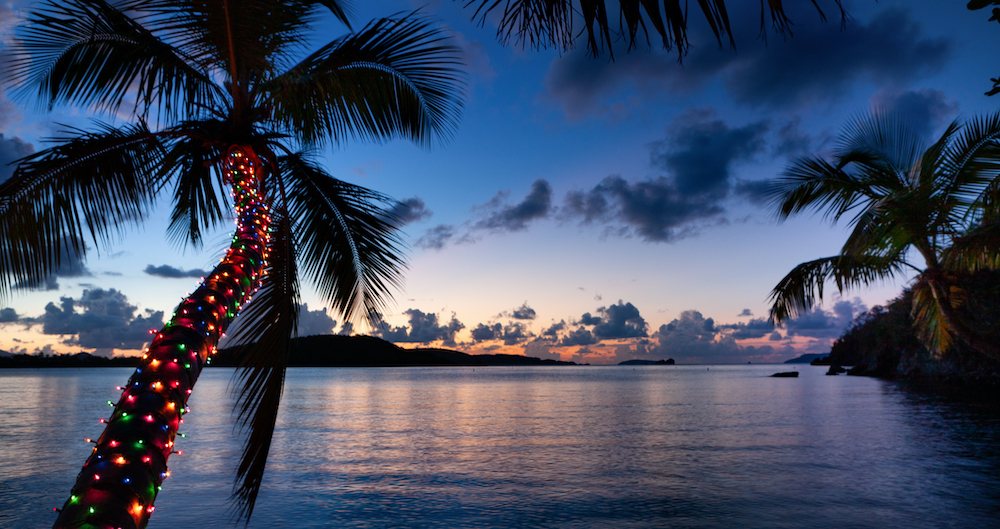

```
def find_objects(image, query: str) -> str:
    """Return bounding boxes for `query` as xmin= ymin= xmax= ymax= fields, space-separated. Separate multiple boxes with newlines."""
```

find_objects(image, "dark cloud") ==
xmin=415 ymin=224 xmax=455 ymax=250
xmin=646 ymin=310 xmax=744 ymax=363
xmin=471 ymin=322 xmax=502 ymax=342
xmin=0 ymin=307 xmax=18 ymax=323
xmin=593 ymin=301 xmax=648 ymax=339
xmin=542 ymin=321 xmax=565 ymax=338
xmin=563 ymin=109 xmax=768 ymax=242
xmin=39 ymin=288 xmax=164 ymax=353
xmin=723 ymin=8 xmax=950 ymax=108
xmin=297 ymin=303 xmax=337 ymax=337
xmin=561 ymin=326 xmax=596 ymax=346
xmin=510 ymin=302 xmax=536 ymax=320
xmin=523 ymin=338 xmax=561 ymax=361
xmin=650 ymin=108 xmax=769 ymax=196
xmin=577 ymin=312 xmax=601 ymax=326
xmin=473 ymin=179 xmax=552 ymax=232
xmin=738 ymin=309 xmax=753 ymax=317
xmin=771 ymin=118 xmax=814 ymax=157
xmin=544 ymin=7 xmax=950 ymax=116
xmin=502 ymin=322 xmax=531 ymax=345
xmin=869 ymin=88 xmax=960 ymax=141
xmin=377 ymin=309 xmax=464 ymax=346
xmin=732 ymin=179 xmax=773 ymax=206
xmin=768 ymin=331 xmax=784 ymax=341
xmin=782 ymin=298 xmax=867 ymax=340
xmin=143 ymin=264 xmax=208 ymax=279
xmin=0 ymin=133 xmax=33 ymax=184
xmin=719 ymin=318 xmax=775 ymax=340
xmin=386 ymin=196 xmax=433 ymax=227
xmin=337 ymin=321 xmax=354 ymax=336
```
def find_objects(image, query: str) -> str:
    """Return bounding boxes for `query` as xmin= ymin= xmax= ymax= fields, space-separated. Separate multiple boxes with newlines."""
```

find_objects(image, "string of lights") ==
xmin=53 ymin=146 xmax=273 ymax=529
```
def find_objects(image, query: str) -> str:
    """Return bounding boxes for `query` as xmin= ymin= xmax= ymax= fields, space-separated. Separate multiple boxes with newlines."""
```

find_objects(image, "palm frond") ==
xmin=265 ymin=13 xmax=465 ymax=148
xmin=0 ymin=122 xmax=165 ymax=298
xmin=944 ymin=221 xmax=1000 ymax=271
xmin=6 ymin=0 xmax=219 ymax=120
xmin=942 ymin=112 xmax=1000 ymax=221
xmin=123 ymin=1 xmax=356 ymax=87
xmin=462 ymin=0 xmax=845 ymax=58
xmin=836 ymin=112 xmax=924 ymax=186
xmin=768 ymin=253 xmax=904 ymax=324
xmin=223 ymin=209 xmax=299 ymax=522
xmin=160 ymin=134 xmax=229 ymax=248
xmin=280 ymin=153 xmax=406 ymax=323
xmin=767 ymin=157 xmax=877 ymax=222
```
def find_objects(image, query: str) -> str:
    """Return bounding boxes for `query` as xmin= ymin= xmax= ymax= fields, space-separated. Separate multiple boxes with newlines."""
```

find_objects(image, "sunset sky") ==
xmin=0 ymin=0 xmax=997 ymax=364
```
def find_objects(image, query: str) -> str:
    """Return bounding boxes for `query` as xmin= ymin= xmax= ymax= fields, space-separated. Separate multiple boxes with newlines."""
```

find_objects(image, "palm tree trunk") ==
xmin=53 ymin=146 xmax=271 ymax=529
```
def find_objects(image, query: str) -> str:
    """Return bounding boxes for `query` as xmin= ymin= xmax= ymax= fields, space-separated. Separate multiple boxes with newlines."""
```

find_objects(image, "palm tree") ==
xmin=766 ymin=111 xmax=1000 ymax=361
xmin=1 ymin=1 xmax=463 ymax=527
xmin=460 ymin=0 xmax=849 ymax=59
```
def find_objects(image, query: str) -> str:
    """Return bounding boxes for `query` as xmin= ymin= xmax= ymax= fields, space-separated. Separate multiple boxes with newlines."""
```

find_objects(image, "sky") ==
xmin=0 ymin=0 xmax=997 ymax=364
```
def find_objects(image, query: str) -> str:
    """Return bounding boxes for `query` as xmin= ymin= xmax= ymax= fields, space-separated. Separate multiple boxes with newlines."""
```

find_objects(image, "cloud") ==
xmin=0 ymin=133 xmax=33 ymax=184
xmin=376 ymin=308 xmax=464 ymax=346
xmin=738 ymin=309 xmax=753 ymax=317
xmin=782 ymin=298 xmax=867 ymax=340
xmin=650 ymin=108 xmax=769 ymax=196
xmin=523 ymin=338 xmax=561 ymax=361
xmin=561 ymin=326 xmax=596 ymax=346
xmin=297 ymin=303 xmax=338 ymax=336
xmin=719 ymin=318 xmax=775 ymax=340
xmin=771 ymin=118 xmax=815 ymax=157
xmin=869 ymin=88 xmax=960 ymax=141
xmin=415 ymin=224 xmax=456 ymax=250
xmin=502 ymin=322 xmax=531 ymax=345
xmin=646 ymin=310 xmax=744 ymax=362
xmin=471 ymin=322 xmax=502 ymax=342
xmin=577 ymin=312 xmax=601 ymax=326
xmin=337 ymin=321 xmax=354 ymax=336
xmin=386 ymin=196 xmax=433 ymax=227
xmin=543 ymin=6 xmax=950 ymax=117
xmin=473 ymin=179 xmax=552 ymax=232
xmin=143 ymin=264 xmax=207 ymax=279
xmin=722 ymin=8 xmax=951 ymax=109
xmin=592 ymin=300 xmax=647 ymax=339
xmin=0 ymin=307 xmax=18 ymax=323
xmin=510 ymin=302 xmax=536 ymax=320
xmin=563 ymin=109 xmax=768 ymax=242
xmin=542 ymin=321 xmax=565 ymax=338
xmin=39 ymin=288 xmax=164 ymax=354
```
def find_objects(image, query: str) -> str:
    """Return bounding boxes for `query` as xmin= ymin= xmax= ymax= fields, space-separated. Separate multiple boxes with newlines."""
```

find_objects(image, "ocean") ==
xmin=1 ymin=365 xmax=998 ymax=528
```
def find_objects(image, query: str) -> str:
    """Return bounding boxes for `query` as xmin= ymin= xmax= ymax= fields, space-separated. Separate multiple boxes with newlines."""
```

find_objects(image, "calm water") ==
xmin=1 ymin=365 xmax=998 ymax=528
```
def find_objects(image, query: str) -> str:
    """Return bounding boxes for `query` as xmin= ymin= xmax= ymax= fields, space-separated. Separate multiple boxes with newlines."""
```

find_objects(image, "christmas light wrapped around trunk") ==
xmin=54 ymin=146 xmax=271 ymax=529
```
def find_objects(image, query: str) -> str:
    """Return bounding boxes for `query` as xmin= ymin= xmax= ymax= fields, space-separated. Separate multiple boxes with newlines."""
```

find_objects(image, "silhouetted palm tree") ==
xmin=767 ymin=111 xmax=1000 ymax=361
xmin=460 ymin=0 xmax=848 ymax=59
xmin=1 ymin=1 xmax=463 ymax=527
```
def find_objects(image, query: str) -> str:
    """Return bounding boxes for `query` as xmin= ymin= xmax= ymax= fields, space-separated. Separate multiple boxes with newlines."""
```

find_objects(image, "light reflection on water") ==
xmin=1 ymin=365 xmax=998 ymax=528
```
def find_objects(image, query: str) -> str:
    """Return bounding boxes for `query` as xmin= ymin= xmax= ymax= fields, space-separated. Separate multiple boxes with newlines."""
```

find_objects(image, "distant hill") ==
xmin=213 ymin=334 xmax=576 ymax=367
xmin=0 ymin=336 xmax=577 ymax=368
xmin=0 ymin=352 xmax=140 ymax=368
xmin=618 ymin=358 xmax=675 ymax=365
xmin=784 ymin=353 xmax=826 ymax=364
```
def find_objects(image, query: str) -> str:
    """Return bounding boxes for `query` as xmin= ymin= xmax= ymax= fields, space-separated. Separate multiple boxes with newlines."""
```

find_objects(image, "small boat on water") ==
xmin=771 ymin=371 xmax=799 ymax=377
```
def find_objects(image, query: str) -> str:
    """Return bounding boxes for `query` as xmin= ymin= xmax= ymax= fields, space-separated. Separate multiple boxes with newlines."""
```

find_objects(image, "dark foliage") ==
xmin=832 ymin=271 xmax=1000 ymax=381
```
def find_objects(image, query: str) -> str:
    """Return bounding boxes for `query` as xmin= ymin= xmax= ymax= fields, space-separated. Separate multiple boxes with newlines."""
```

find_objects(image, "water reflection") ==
xmin=1 ymin=366 xmax=998 ymax=528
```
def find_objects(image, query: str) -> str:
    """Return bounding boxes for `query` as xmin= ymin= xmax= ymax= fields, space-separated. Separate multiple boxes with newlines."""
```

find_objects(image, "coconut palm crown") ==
xmin=767 ymin=111 xmax=1000 ymax=360
xmin=1 ymin=1 xmax=463 ymax=527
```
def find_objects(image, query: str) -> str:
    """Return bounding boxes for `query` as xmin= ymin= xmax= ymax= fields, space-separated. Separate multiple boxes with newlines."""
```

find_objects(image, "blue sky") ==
xmin=0 ymin=0 xmax=997 ymax=363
